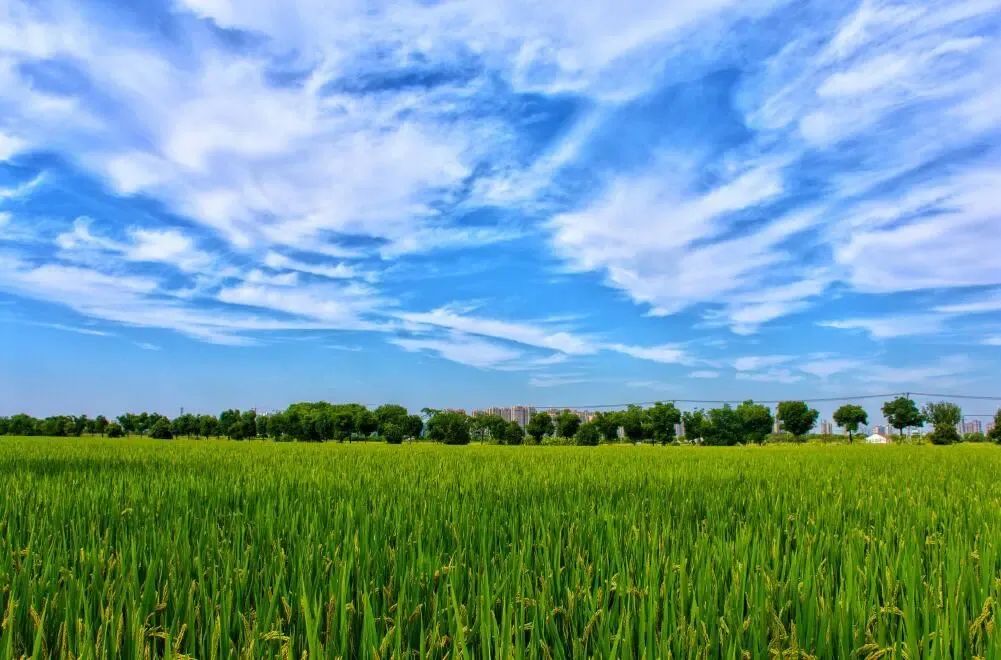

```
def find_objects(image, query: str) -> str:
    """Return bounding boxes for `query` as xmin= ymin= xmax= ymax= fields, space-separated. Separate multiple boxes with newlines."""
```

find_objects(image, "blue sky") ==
xmin=1 ymin=0 xmax=1000 ymax=418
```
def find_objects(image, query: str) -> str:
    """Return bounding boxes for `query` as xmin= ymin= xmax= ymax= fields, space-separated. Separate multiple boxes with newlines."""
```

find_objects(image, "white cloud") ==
xmin=736 ymin=368 xmax=802 ymax=384
xmin=798 ymin=357 xmax=866 ymax=379
xmin=244 ymin=269 xmax=299 ymax=287
xmin=934 ymin=289 xmax=1001 ymax=315
xmin=134 ymin=341 xmax=161 ymax=351
xmin=549 ymin=160 xmax=828 ymax=333
xmin=389 ymin=333 xmax=523 ymax=369
xmin=399 ymin=306 xmax=596 ymax=355
xmin=55 ymin=218 xmax=213 ymax=273
xmin=263 ymin=252 xmax=368 ymax=281
xmin=861 ymin=355 xmax=973 ymax=386
xmin=528 ymin=374 xmax=591 ymax=388
xmin=0 ymin=174 xmax=45 ymax=200
xmin=126 ymin=228 xmax=212 ymax=272
xmin=689 ymin=370 xmax=720 ymax=379
xmin=216 ymin=282 xmax=383 ymax=329
xmin=818 ymin=315 xmax=947 ymax=339
xmin=0 ymin=255 xmax=376 ymax=345
xmin=401 ymin=306 xmax=693 ymax=365
xmin=607 ymin=343 xmax=688 ymax=365
xmin=0 ymin=131 xmax=25 ymax=161
xmin=733 ymin=355 xmax=793 ymax=371
xmin=984 ymin=336 xmax=1001 ymax=346
xmin=32 ymin=321 xmax=114 ymax=337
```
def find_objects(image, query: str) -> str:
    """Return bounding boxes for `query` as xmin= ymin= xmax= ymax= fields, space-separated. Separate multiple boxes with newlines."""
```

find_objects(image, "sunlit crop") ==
xmin=1 ymin=438 xmax=999 ymax=657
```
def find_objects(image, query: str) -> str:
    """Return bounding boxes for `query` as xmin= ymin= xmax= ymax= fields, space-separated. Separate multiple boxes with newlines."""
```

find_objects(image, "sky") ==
xmin=1 ymin=0 xmax=1000 ymax=419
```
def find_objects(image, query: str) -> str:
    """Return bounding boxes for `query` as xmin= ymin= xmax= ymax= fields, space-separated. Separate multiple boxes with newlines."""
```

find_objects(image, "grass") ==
xmin=1 ymin=437 xmax=999 ymax=658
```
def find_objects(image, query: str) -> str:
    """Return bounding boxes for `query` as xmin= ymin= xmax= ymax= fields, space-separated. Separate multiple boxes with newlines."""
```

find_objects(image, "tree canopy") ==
xmin=881 ymin=397 xmax=924 ymax=436
xmin=777 ymin=401 xmax=819 ymax=438
xmin=832 ymin=404 xmax=868 ymax=442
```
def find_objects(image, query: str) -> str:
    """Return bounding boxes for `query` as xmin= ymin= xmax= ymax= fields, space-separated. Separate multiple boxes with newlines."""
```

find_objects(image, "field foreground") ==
xmin=1 ymin=439 xmax=1000 ymax=658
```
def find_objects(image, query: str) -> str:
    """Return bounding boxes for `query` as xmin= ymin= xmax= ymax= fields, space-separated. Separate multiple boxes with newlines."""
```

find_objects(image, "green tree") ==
xmin=735 ymin=400 xmax=773 ymax=444
xmin=374 ymin=404 xmax=409 ymax=428
xmin=117 ymin=413 xmax=137 ymax=436
xmin=331 ymin=411 xmax=357 ymax=441
xmin=106 ymin=422 xmax=125 ymax=438
xmin=681 ymin=409 xmax=709 ymax=443
xmin=593 ymin=411 xmax=621 ymax=443
xmin=219 ymin=409 xmax=241 ymax=438
xmin=620 ymin=405 xmax=646 ymax=442
xmin=832 ymin=404 xmax=868 ymax=443
xmin=355 ymin=409 xmax=379 ymax=438
xmin=777 ymin=401 xmax=819 ymax=438
xmin=91 ymin=414 xmax=108 ymax=436
xmin=198 ymin=415 xmax=220 ymax=438
xmin=502 ymin=421 xmax=525 ymax=445
xmin=989 ymin=410 xmax=1001 ymax=444
xmin=472 ymin=414 xmax=508 ymax=442
xmin=425 ymin=410 xmax=470 ymax=445
xmin=703 ymin=405 xmax=742 ymax=446
xmin=575 ymin=421 xmax=601 ymax=446
xmin=150 ymin=418 xmax=173 ymax=440
xmin=526 ymin=412 xmax=554 ymax=443
xmin=923 ymin=401 xmax=961 ymax=445
xmin=881 ymin=397 xmax=924 ymax=437
xmin=647 ymin=402 xmax=682 ymax=444
xmin=383 ymin=422 xmax=404 ymax=444
xmin=404 ymin=415 xmax=424 ymax=439
xmin=555 ymin=410 xmax=582 ymax=439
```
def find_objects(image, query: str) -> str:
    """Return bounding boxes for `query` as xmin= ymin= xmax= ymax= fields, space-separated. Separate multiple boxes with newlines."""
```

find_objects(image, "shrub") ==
xmin=964 ymin=432 xmax=986 ymax=443
xmin=928 ymin=426 xmax=960 ymax=445
xmin=150 ymin=419 xmax=173 ymax=440
xmin=106 ymin=423 xmax=125 ymax=438
xmin=383 ymin=422 xmax=404 ymax=445
xmin=502 ymin=421 xmax=525 ymax=446
xmin=575 ymin=422 xmax=601 ymax=446
xmin=426 ymin=411 xmax=471 ymax=445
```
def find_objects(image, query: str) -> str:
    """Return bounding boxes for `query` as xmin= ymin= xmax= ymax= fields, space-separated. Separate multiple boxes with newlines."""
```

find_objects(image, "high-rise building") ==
xmin=772 ymin=417 xmax=783 ymax=434
xmin=819 ymin=420 xmax=834 ymax=435
xmin=511 ymin=406 xmax=535 ymax=427
xmin=872 ymin=425 xmax=888 ymax=436
xmin=961 ymin=419 xmax=983 ymax=434
xmin=987 ymin=421 xmax=996 ymax=434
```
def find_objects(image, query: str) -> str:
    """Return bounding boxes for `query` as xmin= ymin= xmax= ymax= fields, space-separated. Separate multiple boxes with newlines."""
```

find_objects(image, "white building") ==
xmin=865 ymin=433 xmax=890 ymax=444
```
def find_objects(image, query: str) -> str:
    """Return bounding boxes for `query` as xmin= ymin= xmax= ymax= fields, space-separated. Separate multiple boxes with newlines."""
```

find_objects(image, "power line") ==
xmin=908 ymin=392 xmax=1001 ymax=401
xmin=524 ymin=391 xmax=1001 ymax=411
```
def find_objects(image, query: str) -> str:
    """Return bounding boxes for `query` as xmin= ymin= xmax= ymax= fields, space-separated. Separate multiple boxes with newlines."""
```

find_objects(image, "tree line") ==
xmin=2 ymin=396 xmax=999 ymax=445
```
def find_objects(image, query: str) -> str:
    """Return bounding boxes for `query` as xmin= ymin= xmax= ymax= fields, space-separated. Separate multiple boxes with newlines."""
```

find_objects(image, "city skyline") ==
xmin=2 ymin=0 xmax=1001 ymax=414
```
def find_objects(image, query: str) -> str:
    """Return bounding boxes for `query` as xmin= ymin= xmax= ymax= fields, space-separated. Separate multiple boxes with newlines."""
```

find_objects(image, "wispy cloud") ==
xmin=389 ymin=333 xmax=523 ymax=369
xmin=818 ymin=315 xmax=948 ymax=339
xmin=32 ymin=321 xmax=114 ymax=337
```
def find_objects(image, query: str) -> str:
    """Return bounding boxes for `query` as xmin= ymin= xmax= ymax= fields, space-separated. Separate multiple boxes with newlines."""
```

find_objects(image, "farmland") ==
xmin=1 ymin=438 xmax=999 ymax=658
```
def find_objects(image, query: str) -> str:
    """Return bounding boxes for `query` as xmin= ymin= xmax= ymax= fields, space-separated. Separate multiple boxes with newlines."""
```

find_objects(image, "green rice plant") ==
xmin=0 ymin=438 xmax=999 ymax=657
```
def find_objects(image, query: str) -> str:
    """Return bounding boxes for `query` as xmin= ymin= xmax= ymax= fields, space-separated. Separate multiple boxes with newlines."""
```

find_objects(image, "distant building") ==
xmin=866 ymin=433 xmax=890 ymax=444
xmin=772 ymin=417 xmax=783 ymax=434
xmin=511 ymin=406 xmax=535 ymax=427
xmin=674 ymin=422 xmax=684 ymax=438
xmin=872 ymin=425 xmax=889 ymax=436
xmin=987 ymin=421 xmax=996 ymax=435
xmin=819 ymin=420 xmax=834 ymax=435
xmin=961 ymin=419 xmax=983 ymax=434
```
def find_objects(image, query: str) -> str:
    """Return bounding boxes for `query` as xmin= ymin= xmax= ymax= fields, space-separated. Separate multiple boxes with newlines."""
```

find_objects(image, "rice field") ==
xmin=1 ymin=438 xmax=999 ymax=658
